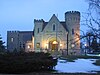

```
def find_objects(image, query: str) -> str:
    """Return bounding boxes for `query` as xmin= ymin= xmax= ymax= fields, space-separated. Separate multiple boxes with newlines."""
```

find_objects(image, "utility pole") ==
xmin=56 ymin=22 xmax=58 ymax=55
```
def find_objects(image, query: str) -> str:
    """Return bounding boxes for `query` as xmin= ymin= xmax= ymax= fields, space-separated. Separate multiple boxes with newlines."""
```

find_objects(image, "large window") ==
xmin=53 ymin=24 xmax=55 ymax=31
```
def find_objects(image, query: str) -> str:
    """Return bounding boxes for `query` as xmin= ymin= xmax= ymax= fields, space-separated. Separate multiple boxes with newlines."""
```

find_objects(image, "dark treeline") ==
xmin=0 ymin=52 xmax=57 ymax=74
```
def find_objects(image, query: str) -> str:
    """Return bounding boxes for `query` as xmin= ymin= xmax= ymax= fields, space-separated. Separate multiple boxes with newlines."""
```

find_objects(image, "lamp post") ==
xmin=71 ymin=44 xmax=75 ymax=55
xmin=60 ymin=44 xmax=62 ymax=55
xmin=71 ymin=44 xmax=75 ymax=48
xmin=67 ymin=33 xmax=68 ymax=55
xmin=55 ymin=23 xmax=58 ymax=56
xmin=84 ymin=44 xmax=87 ymax=55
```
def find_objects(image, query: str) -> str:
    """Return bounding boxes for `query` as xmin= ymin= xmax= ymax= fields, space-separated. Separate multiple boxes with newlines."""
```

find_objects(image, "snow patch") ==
xmin=55 ymin=59 xmax=100 ymax=73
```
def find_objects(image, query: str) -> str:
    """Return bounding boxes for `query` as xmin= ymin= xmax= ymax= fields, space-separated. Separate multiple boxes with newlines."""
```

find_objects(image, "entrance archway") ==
xmin=46 ymin=36 xmax=61 ymax=54
xmin=49 ymin=40 xmax=58 ymax=51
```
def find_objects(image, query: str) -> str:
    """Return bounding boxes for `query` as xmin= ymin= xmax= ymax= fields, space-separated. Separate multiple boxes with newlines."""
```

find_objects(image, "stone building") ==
xmin=7 ymin=31 xmax=33 ymax=52
xmin=7 ymin=11 xmax=80 ymax=55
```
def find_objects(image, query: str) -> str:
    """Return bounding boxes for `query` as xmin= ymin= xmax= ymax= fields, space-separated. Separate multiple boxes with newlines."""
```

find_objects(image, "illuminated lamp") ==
xmin=27 ymin=45 xmax=30 ymax=49
xmin=60 ymin=44 xmax=62 ymax=46
xmin=72 ymin=44 xmax=75 ymax=48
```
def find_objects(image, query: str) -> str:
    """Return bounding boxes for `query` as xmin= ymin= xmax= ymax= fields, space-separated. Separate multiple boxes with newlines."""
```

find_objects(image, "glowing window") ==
xmin=28 ymin=45 xmax=31 ymax=49
xmin=11 ymin=38 xmax=14 ymax=42
xmin=36 ymin=43 xmax=40 ymax=48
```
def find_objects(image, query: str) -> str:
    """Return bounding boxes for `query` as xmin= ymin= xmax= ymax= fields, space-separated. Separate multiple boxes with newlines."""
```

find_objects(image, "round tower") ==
xmin=65 ymin=11 xmax=80 ymax=54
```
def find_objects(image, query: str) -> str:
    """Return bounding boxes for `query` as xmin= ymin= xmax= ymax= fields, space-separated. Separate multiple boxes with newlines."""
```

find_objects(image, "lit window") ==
xmin=72 ymin=29 xmax=74 ymax=35
xmin=28 ymin=45 xmax=31 ymax=49
xmin=11 ymin=38 xmax=14 ymax=42
xmin=36 ymin=43 xmax=40 ymax=48
xmin=53 ymin=24 xmax=55 ymax=31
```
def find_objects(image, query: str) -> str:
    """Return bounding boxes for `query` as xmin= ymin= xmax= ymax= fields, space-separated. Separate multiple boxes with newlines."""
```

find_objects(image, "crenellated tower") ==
xmin=7 ymin=31 xmax=20 ymax=51
xmin=65 ymin=11 xmax=80 ymax=53
xmin=34 ymin=19 xmax=44 ymax=51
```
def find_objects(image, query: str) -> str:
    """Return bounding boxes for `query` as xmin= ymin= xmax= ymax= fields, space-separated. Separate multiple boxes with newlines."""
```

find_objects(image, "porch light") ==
xmin=84 ymin=44 xmax=87 ymax=47
xmin=72 ymin=44 xmax=75 ymax=48
xmin=27 ymin=45 xmax=31 ymax=49
xmin=60 ymin=44 xmax=62 ymax=46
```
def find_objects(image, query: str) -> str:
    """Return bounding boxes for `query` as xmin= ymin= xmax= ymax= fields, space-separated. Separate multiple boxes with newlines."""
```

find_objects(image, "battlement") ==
xmin=34 ymin=19 xmax=44 ymax=22
xmin=65 ymin=11 xmax=80 ymax=15
xmin=7 ymin=31 xmax=19 ymax=33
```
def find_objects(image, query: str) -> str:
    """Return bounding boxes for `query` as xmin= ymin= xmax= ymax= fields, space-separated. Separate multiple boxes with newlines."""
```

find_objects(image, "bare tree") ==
xmin=79 ymin=0 xmax=100 ymax=52
xmin=85 ymin=0 xmax=100 ymax=39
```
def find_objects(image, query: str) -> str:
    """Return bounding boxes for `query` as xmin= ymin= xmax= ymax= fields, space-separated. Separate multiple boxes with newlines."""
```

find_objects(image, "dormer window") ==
xmin=53 ymin=24 xmax=55 ymax=31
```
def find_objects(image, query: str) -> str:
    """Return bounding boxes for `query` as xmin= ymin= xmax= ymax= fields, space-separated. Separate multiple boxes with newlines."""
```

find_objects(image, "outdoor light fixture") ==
xmin=84 ymin=44 xmax=87 ymax=47
xmin=27 ymin=45 xmax=30 ymax=49
xmin=60 ymin=44 xmax=62 ymax=46
xmin=84 ymin=43 xmax=87 ymax=55
xmin=71 ymin=44 xmax=75 ymax=48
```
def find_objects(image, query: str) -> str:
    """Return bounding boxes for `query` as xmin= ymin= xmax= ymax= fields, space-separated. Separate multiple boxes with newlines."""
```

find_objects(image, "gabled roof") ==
xmin=41 ymin=14 xmax=68 ymax=32
xmin=60 ymin=21 xmax=68 ymax=31
xmin=42 ymin=22 xmax=48 ymax=31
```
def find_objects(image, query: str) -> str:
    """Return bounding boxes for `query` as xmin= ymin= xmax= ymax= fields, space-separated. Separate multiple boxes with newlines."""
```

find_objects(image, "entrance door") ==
xmin=49 ymin=41 xmax=58 ymax=50
xmin=52 ymin=43 xmax=58 ymax=50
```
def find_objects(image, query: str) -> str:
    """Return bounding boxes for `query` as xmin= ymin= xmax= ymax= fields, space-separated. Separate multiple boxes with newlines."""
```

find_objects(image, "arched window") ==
xmin=53 ymin=24 xmax=55 ymax=31
xmin=37 ymin=28 xmax=39 ymax=33
xmin=72 ymin=29 xmax=74 ymax=35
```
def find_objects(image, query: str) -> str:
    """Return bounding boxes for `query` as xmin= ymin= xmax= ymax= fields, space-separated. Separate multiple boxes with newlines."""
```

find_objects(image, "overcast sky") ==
xmin=0 ymin=0 xmax=89 ymax=45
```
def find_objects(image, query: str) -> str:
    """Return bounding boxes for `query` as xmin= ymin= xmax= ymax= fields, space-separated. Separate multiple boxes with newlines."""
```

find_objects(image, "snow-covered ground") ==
xmin=55 ymin=59 xmax=100 ymax=73
xmin=87 ymin=54 xmax=100 ymax=57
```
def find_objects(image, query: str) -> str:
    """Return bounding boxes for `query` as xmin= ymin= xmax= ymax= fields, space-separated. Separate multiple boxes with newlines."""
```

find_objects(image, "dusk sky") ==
xmin=0 ymin=0 xmax=89 ymax=45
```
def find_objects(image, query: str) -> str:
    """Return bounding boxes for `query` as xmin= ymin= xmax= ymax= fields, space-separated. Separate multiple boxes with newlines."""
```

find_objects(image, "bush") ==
xmin=0 ymin=52 xmax=57 ymax=74
xmin=93 ymin=59 xmax=100 ymax=66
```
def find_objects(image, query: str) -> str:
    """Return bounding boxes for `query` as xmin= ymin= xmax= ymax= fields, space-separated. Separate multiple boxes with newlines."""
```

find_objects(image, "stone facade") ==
xmin=34 ymin=11 xmax=80 ymax=55
xmin=7 ymin=31 xmax=33 ymax=52
xmin=7 ymin=11 xmax=80 ymax=55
